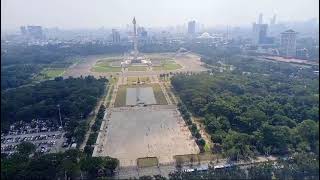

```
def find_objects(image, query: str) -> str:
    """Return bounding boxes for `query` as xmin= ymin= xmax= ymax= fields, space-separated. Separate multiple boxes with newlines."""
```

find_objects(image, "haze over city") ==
xmin=1 ymin=0 xmax=319 ymax=179
xmin=1 ymin=0 xmax=319 ymax=30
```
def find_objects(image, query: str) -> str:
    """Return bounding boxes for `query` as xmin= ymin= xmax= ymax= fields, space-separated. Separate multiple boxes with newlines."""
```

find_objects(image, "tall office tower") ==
xmin=20 ymin=26 xmax=27 ymax=35
xmin=137 ymin=27 xmax=147 ymax=37
xmin=270 ymin=14 xmax=277 ymax=25
xmin=188 ymin=20 xmax=196 ymax=35
xmin=280 ymin=29 xmax=297 ymax=58
xmin=258 ymin=13 xmax=263 ymax=24
xmin=252 ymin=23 xmax=268 ymax=44
xmin=112 ymin=29 xmax=121 ymax=43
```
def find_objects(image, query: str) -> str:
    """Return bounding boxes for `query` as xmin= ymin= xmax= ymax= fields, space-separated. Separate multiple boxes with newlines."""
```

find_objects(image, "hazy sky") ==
xmin=1 ymin=0 xmax=319 ymax=30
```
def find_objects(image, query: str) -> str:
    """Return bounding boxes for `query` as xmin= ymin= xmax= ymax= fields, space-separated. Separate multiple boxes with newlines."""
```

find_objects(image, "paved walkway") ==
xmin=158 ymin=79 xmax=172 ymax=105
xmin=164 ymin=83 xmax=178 ymax=104
xmin=109 ymin=77 xmax=121 ymax=108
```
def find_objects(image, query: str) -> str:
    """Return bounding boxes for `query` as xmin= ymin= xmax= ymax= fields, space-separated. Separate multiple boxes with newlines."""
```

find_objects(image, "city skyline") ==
xmin=1 ymin=0 xmax=319 ymax=31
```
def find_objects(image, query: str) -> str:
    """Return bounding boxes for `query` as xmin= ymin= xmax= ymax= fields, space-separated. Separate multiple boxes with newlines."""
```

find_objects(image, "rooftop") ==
xmin=281 ymin=29 xmax=297 ymax=34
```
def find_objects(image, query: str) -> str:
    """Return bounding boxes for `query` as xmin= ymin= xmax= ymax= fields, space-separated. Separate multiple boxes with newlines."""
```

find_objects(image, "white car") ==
xmin=183 ymin=169 xmax=195 ymax=172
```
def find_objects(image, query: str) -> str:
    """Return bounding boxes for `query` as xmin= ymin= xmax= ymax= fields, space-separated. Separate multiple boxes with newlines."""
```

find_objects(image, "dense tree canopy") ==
xmin=171 ymin=55 xmax=319 ymax=160
xmin=1 ymin=149 xmax=118 ymax=180
xmin=1 ymin=76 xmax=107 ymax=144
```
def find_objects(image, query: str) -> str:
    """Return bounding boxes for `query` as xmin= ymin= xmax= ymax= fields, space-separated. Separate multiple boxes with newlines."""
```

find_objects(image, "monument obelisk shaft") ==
xmin=132 ymin=17 xmax=138 ymax=59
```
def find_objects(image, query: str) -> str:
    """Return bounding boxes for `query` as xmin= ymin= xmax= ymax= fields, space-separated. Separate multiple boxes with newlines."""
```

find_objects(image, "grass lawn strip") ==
xmin=114 ymin=85 xmax=127 ymax=107
xmin=128 ymin=66 xmax=147 ymax=71
xmin=153 ymin=60 xmax=182 ymax=71
xmin=137 ymin=157 xmax=159 ymax=168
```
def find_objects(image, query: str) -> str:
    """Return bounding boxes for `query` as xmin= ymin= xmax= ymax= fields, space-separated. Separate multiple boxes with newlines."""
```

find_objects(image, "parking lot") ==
xmin=1 ymin=131 xmax=66 ymax=154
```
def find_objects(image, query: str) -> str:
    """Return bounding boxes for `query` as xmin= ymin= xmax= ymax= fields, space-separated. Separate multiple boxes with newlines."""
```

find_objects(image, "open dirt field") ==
xmin=93 ymin=105 xmax=199 ymax=167
xmin=63 ymin=54 xmax=122 ymax=78
xmin=174 ymin=53 xmax=208 ymax=72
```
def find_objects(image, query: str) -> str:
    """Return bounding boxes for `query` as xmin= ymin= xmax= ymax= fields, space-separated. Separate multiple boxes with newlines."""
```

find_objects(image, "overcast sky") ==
xmin=1 ymin=0 xmax=319 ymax=30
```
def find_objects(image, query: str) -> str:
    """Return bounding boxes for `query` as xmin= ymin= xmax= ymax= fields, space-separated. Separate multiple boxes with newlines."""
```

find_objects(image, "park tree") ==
xmin=248 ymin=162 xmax=274 ymax=180
xmin=223 ymin=130 xmax=254 ymax=160
xmin=16 ymin=142 xmax=36 ymax=156
xmin=271 ymin=114 xmax=296 ymax=128
xmin=259 ymin=124 xmax=292 ymax=154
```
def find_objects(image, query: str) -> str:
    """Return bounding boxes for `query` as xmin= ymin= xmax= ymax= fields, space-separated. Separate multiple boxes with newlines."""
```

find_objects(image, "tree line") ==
xmin=177 ymin=102 xmax=206 ymax=152
xmin=1 ymin=142 xmax=118 ymax=179
xmin=85 ymin=104 xmax=106 ymax=156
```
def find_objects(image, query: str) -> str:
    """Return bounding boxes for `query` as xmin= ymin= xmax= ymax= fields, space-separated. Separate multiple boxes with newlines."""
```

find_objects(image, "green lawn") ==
xmin=204 ymin=143 xmax=211 ymax=152
xmin=91 ymin=60 xmax=122 ymax=73
xmin=114 ymin=85 xmax=127 ymax=107
xmin=45 ymin=69 xmax=65 ymax=77
xmin=114 ymin=83 xmax=167 ymax=106
xmin=128 ymin=66 xmax=147 ymax=71
xmin=137 ymin=157 xmax=159 ymax=168
xmin=153 ymin=61 xmax=182 ymax=71
xmin=151 ymin=84 xmax=168 ymax=105
xmin=98 ymin=56 xmax=123 ymax=61
xmin=96 ymin=61 xmax=111 ymax=66
xmin=34 ymin=68 xmax=65 ymax=81
xmin=104 ymin=85 xmax=114 ymax=107
xmin=91 ymin=66 xmax=121 ymax=72
xmin=164 ymin=84 xmax=175 ymax=104
xmin=127 ymin=77 xmax=150 ymax=84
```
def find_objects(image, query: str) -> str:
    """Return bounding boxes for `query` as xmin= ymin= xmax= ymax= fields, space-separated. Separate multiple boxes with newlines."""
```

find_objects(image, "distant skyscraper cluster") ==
xmin=137 ymin=27 xmax=147 ymax=37
xmin=252 ymin=14 xmax=274 ymax=45
xmin=20 ymin=26 xmax=44 ymax=39
xmin=112 ymin=29 xmax=121 ymax=43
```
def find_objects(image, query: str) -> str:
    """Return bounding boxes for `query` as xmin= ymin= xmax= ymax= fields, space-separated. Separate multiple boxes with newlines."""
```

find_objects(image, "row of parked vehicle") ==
xmin=1 ymin=133 xmax=63 ymax=144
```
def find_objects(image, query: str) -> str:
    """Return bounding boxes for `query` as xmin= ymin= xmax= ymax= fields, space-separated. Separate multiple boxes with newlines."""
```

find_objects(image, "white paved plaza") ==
xmin=93 ymin=106 xmax=199 ymax=167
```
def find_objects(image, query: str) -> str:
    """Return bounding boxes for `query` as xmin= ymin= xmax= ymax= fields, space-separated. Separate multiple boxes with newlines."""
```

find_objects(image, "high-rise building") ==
xmin=280 ymin=29 xmax=297 ymax=58
xmin=252 ymin=23 xmax=268 ymax=44
xmin=296 ymin=48 xmax=309 ymax=59
xmin=20 ymin=26 xmax=27 ymax=35
xmin=252 ymin=13 xmax=273 ymax=44
xmin=258 ymin=13 xmax=263 ymax=24
xmin=188 ymin=20 xmax=196 ymax=35
xmin=137 ymin=27 xmax=147 ymax=37
xmin=27 ymin=26 xmax=43 ymax=39
xmin=270 ymin=14 xmax=276 ymax=25
xmin=112 ymin=29 xmax=121 ymax=43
